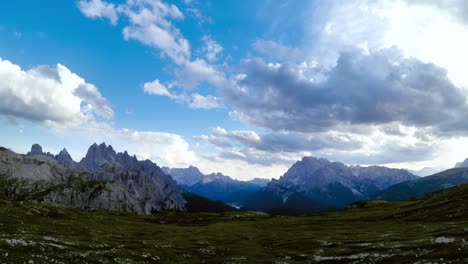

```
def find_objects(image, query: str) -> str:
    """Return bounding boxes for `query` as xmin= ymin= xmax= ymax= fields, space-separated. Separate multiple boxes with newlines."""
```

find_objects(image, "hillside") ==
xmin=373 ymin=167 xmax=468 ymax=201
xmin=2 ymin=183 xmax=468 ymax=263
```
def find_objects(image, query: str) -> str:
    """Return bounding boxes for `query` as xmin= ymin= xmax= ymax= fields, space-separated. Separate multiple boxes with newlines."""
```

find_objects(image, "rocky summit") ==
xmin=244 ymin=156 xmax=418 ymax=214
xmin=0 ymin=144 xmax=187 ymax=214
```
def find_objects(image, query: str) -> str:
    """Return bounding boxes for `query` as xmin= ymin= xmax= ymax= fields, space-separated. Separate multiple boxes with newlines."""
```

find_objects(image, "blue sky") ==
xmin=1 ymin=0 xmax=468 ymax=179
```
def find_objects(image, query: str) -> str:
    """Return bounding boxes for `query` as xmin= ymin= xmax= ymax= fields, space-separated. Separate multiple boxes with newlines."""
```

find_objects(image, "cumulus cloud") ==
xmin=143 ymin=79 xmax=172 ymax=97
xmin=79 ymin=0 xmax=189 ymax=65
xmin=120 ymin=2 xmax=189 ymax=65
xmin=188 ymin=94 xmax=223 ymax=109
xmin=0 ymin=58 xmax=113 ymax=127
xmin=143 ymin=79 xmax=223 ymax=109
xmin=79 ymin=0 xmax=226 ymax=105
xmin=77 ymin=0 xmax=119 ymax=25
xmin=175 ymin=59 xmax=226 ymax=89
xmin=74 ymin=83 xmax=114 ymax=119
xmin=225 ymin=48 xmax=467 ymax=134
xmin=406 ymin=0 xmax=468 ymax=23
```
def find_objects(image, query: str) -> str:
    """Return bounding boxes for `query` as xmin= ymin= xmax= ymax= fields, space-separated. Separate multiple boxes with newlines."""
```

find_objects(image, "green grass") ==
xmin=2 ymin=185 xmax=468 ymax=263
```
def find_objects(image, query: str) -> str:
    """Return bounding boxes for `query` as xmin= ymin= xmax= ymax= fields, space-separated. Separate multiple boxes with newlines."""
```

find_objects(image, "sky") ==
xmin=1 ymin=0 xmax=468 ymax=180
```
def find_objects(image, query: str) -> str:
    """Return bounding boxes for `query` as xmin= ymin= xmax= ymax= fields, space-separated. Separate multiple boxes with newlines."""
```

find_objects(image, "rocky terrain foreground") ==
xmin=1 ymin=182 xmax=468 ymax=263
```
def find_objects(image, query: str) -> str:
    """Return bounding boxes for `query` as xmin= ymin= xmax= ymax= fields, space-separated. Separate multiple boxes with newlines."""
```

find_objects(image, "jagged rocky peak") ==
xmin=26 ymin=144 xmax=54 ymax=158
xmin=28 ymin=144 xmax=43 ymax=155
xmin=55 ymin=148 xmax=77 ymax=169
xmin=56 ymin=148 xmax=71 ymax=159
xmin=280 ymin=156 xmax=344 ymax=183
xmin=80 ymin=142 xmax=118 ymax=172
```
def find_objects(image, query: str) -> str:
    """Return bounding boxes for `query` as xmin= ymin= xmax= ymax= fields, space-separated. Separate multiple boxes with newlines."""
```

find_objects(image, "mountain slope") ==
xmin=244 ymin=157 xmax=418 ymax=214
xmin=373 ymin=167 xmax=468 ymax=201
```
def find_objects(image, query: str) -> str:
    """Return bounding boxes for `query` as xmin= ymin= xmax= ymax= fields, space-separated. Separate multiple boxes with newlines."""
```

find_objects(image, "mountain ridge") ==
xmin=163 ymin=166 xmax=267 ymax=205
xmin=244 ymin=156 xmax=418 ymax=214
xmin=1 ymin=144 xmax=234 ymax=215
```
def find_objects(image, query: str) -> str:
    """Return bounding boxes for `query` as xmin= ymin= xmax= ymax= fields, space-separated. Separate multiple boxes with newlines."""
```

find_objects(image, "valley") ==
xmin=2 ymin=183 xmax=468 ymax=263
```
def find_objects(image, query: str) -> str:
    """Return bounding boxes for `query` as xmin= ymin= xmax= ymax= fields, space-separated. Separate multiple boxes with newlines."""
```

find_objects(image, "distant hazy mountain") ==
xmin=409 ymin=166 xmax=447 ymax=177
xmin=0 ymin=144 xmax=233 ymax=215
xmin=373 ymin=167 xmax=468 ymax=201
xmin=163 ymin=166 xmax=205 ymax=186
xmin=455 ymin=158 xmax=468 ymax=168
xmin=244 ymin=157 xmax=418 ymax=215
xmin=163 ymin=167 xmax=264 ymax=205
xmin=245 ymin=178 xmax=271 ymax=187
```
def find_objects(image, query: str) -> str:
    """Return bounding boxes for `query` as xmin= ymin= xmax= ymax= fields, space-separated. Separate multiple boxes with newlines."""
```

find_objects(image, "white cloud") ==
xmin=406 ymin=0 xmax=468 ymax=23
xmin=74 ymin=83 xmax=114 ymax=119
xmin=0 ymin=58 xmax=113 ymax=127
xmin=201 ymin=35 xmax=223 ymax=63
xmin=143 ymin=80 xmax=223 ymax=109
xmin=307 ymin=0 xmax=468 ymax=89
xmin=79 ymin=0 xmax=226 ymax=101
xmin=189 ymin=94 xmax=223 ymax=109
xmin=79 ymin=0 xmax=189 ymax=65
xmin=176 ymin=59 xmax=226 ymax=89
xmin=78 ymin=0 xmax=119 ymax=25
xmin=122 ymin=24 xmax=190 ymax=65
xmin=143 ymin=79 xmax=172 ymax=97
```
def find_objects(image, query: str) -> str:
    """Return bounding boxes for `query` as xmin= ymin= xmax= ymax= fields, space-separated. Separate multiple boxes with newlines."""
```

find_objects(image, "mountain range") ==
xmin=244 ymin=157 xmax=419 ymax=214
xmin=4 ymin=142 xmax=468 ymax=217
xmin=162 ymin=166 xmax=268 ymax=206
xmin=1 ymin=143 xmax=234 ymax=215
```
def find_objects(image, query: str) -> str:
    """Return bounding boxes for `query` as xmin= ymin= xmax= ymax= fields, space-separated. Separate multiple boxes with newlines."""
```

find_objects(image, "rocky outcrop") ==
xmin=26 ymin=144 xmax=54 ymax=158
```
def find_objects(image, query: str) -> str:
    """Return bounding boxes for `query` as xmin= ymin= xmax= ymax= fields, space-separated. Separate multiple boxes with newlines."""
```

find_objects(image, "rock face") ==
xmin=79 ymin=143 xmax=118 ymax=172
xmin=164 ymin=166 xmax=262 ymax=205
xmin=0 ymin=144 xmax=186 ymax=214
xmin=55 ymin=148 xmax=77 ymax=169
xmin=26 ymin=144 xmax=54 ymax=158
xmin=244 ymin=157 xmax=418 ymax=214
